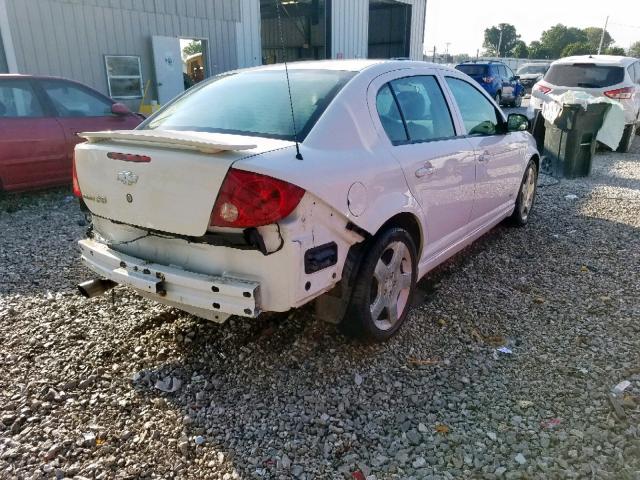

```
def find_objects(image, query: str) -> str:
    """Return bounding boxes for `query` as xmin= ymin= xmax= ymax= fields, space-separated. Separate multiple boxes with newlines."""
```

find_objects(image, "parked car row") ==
xmin=0 ymin=75 xmax=143 ymax=192
xmin=530 ymin=55 xmax=640 ymax=153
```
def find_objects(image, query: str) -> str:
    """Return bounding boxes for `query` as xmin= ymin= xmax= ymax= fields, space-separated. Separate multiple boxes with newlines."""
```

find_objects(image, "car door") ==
xmin=36 ymin=78 xmax=140 ymax=164
xmin=0 ymin=78 xmax=67 ymax=191
xmin=444 ymin=76 xmax=524 ymax=221
xmin=370 ymin=70 xmax=477 ymax=259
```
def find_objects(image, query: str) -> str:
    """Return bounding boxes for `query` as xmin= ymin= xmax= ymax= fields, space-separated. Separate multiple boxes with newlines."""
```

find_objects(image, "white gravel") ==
xmin=1 ymin=141 xmax=639 ymax=479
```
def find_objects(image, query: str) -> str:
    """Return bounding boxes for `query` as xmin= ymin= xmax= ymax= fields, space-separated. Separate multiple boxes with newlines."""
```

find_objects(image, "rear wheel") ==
xmin=509 ymin=159 xmax=538 ymax=226
xmin=616 ymin=124 xmax=636 ymax=153
xmin=340 ymin=228 xmax=417 ymax=341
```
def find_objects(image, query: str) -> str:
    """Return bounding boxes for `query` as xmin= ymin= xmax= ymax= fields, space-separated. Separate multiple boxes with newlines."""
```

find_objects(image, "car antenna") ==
xmin=275 ymin=0 xmax=303 ymax=160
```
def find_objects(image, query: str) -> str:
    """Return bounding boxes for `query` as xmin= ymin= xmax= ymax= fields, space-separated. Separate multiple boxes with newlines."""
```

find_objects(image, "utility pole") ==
xmin=497 ymin=28 xmax=504 ymax=58
xmin=597 ymin=16 xmax=609 ymax=54
xmin=432 ymin=45 xmax=436 ymax=63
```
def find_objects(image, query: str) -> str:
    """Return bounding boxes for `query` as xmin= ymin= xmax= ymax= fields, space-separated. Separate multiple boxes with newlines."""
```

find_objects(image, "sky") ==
xmin=424 ymin=0 xmax=640 ymax=56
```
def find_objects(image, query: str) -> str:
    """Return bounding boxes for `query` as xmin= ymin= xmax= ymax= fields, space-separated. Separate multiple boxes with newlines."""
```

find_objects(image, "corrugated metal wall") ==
xmin=4 ymin=0 xmax=261 ymax=101
xmin=330 ymin=0 xmax=426 ymax=60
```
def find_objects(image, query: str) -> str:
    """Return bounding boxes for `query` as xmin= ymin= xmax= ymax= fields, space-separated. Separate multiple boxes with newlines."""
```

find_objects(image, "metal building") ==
xmin=0 ymin=0 xmax=426 ymax=108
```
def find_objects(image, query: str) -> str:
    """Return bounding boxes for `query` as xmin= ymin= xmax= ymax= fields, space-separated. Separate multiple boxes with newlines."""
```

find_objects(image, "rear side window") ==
xmin=544 ymin=64 xmax=625 ymax=88
xmin=376 ymin=75 xmax=455 ymax=145
xmin=446 ymin=77 xmax=500 ymax=136
xmin=376 ymin=84 xmax=407 ymax=144
xmin=0 ymin=80 xmax=44 ymax=117
xmin=456 ymin=65 xmax=488 ymax=77
xmin=41 ymin=80 xmax=113 ymax=117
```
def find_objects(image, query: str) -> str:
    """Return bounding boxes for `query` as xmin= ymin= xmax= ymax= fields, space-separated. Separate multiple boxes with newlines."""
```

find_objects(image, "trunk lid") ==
xmin=74 ymin=130 xmax=292 ymax=237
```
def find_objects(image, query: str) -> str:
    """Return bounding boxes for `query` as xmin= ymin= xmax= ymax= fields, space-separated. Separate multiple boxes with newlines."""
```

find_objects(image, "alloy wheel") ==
xmin=519 ymin=164 xmax=536 ymax=221
xmin=369 ymin=241 xmax=413 ymax=331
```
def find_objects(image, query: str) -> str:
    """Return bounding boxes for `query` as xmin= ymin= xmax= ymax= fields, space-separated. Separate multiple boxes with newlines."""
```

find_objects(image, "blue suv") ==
xmin=455 ymin=61 xmax=524 ymax=107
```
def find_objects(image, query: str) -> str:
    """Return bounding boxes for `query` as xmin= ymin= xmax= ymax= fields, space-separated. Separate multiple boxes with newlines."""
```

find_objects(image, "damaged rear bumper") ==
xmin=78 ymin=239 xmax=260 ymax=322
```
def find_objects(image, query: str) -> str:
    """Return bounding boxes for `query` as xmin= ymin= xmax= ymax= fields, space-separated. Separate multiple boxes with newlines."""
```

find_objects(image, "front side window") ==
xmin=41 ymin=80 xmax=112 ymax=117
xmin=105 ymin=56 xmax=143 ymax=99
xmin=446 ymin=77 xmax=501 ymax=136
xmin=145 ymin=69 xmax=355 ymax=141
xmin=0 ymin=81 xmax=44 ymax=117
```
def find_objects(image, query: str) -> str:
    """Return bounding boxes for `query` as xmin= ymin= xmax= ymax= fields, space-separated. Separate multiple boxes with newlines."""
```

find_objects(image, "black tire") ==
xmin=494 ymin=91 xmax=502 ymax=106
xmin=339 ymin=228 xmax=417 ymax=341
xmin=509 ymin=159 xmax=538 ymax=227
xmin=616 ymin=124 xmax=636 ymax=153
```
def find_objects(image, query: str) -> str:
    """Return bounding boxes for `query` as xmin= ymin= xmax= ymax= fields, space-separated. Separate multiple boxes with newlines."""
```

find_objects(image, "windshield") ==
xmin=456 ymin=65 xmax=488 ymax=76
xmin=544 ymin=64 xmax=625 ymax=88
xmin=518 ymin=65 xmax=548 ymax=75
xmin=144 ymin=69 xmax=355 ymax=141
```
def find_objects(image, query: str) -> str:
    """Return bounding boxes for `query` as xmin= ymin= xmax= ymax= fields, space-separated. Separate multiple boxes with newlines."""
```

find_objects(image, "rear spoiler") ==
xmin=79 ymin=130 xmax=257 ymax=154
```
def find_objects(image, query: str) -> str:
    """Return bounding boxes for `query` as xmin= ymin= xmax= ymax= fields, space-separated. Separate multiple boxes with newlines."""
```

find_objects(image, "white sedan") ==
xmin=73 ymin=60 xmax=539 ymax=341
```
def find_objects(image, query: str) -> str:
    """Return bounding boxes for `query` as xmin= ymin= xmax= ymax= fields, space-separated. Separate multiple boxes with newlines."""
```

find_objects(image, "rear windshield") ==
xmin=544 ymin=64 xmax=625 ymax=88
xmin=456 ymin=65 xmax=488 ymax=76
xmin=517 ymin=64 xmax=548 ymax=75
xmin=144 ymin=69 xmax=355 ymax=141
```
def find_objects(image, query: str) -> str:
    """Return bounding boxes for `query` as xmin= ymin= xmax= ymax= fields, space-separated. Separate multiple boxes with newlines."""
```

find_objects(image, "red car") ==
xmin=0 ymin=75 xmax=143 ymax=192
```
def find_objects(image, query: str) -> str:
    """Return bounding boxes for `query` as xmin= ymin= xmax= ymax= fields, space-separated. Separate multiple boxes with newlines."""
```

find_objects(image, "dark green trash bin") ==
xmin=542 ymin=103 xmax=611 ymax=179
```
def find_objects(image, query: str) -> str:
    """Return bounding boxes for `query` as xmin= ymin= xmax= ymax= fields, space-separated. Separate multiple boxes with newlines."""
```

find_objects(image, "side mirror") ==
xmin=111 ymin=102 xmax=131 ymax=115
xmin=512 ymin=75 xmax=520 ymax=81
xmin=507 ymin=113 xmax=529 ymax=132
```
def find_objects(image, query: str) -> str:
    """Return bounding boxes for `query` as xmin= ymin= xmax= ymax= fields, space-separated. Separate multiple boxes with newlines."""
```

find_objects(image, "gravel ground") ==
xmin=1 ymin=141 xmax=639 ymax=480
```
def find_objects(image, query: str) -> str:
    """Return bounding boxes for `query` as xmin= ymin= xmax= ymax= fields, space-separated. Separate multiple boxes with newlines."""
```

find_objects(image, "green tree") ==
xmin=540 ymin=24 xmax=587 ymax=58
xmin=182 ymin=40 xmax=202 ymax=58
xmin=606 ymin=46 xmax=626 ymax=56
xmin=629 ymin=41 xmax=640 ymax=58
xmin=528 ymin=41 xmax=551 ymax=59
xmin=483 ymin=23 xmax=520 ymax=57
xmin=513 ymin=41 xmax=529 ymax=59
xmin=583 ymin=27 xmax=613 ymax=52
xmin=562 ymin=42 xmax=593 ymax=57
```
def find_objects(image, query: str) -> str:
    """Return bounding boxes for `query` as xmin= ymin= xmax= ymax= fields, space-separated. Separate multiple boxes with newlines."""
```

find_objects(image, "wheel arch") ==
xmin=375 ymin=212 xmax=423 ymax=258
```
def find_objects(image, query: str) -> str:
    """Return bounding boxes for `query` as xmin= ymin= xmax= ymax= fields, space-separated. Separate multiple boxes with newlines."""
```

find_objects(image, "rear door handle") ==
xmin=415 ymin=163 xmax=435 ymax=178
xmin=477 ymin=150 xmax=490 ymax=162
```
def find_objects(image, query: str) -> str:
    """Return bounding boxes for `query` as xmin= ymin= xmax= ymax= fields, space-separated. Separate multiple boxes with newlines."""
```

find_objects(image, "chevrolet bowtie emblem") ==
xmin=117 ymin=171 xmax=138 ymax=186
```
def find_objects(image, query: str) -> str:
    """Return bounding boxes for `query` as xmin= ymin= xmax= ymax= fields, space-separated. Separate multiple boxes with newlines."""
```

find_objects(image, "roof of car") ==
xmin=552 ymin=55 xmax=637 ymax=67
xmin=229 ymin=59 xmax=458 ymax=77
xmin=0 ymin=73 xmax=87 ymax=81
xmin=457 ymin=61 xmax=505 ymax=66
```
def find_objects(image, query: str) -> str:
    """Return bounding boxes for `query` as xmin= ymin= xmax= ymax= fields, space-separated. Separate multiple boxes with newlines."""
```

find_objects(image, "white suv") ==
xmin=530 ymin=55 xmax=640 ymax=152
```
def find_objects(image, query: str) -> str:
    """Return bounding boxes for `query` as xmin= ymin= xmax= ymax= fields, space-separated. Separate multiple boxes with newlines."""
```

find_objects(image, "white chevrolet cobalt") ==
xmin=74 ymin=60 xmax=539 ymax=341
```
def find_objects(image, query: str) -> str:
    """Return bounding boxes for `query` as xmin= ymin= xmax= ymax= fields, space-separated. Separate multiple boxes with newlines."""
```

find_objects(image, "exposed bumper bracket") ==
xmin=78 ymin=239 xmax=261 ymax=318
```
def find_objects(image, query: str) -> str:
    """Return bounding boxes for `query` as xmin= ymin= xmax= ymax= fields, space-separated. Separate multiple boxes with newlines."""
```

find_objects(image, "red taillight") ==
xmin=604 ymin=87 xmax=633 ymax=100
xmin=72 ymin=153 xmax=82 ymax=197
xmin=482 ymin=76 xmax=495 ymax=84
xmin=209 ymin=169 xmax=305 ymax=228
xmin=535 ymin=85 xmax=552 ymax=94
